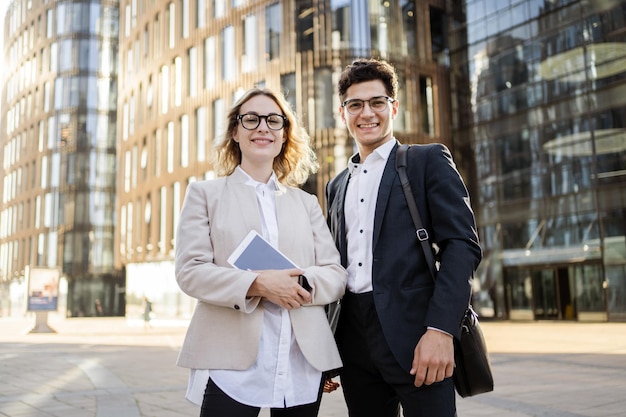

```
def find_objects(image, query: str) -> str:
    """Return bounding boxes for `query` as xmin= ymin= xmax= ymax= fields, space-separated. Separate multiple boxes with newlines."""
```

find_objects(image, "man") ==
xmin=325 ymin=58 xmax=482 ymax=417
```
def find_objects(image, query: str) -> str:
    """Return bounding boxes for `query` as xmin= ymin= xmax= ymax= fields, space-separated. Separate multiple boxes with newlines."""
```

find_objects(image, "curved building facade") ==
xmin=0 ymin=0 xmax=122 ymax=317
xmin=452 ymin=0 xmax=626 ymax=320
xmin=115 ymin=0 xmax=459 ymax=319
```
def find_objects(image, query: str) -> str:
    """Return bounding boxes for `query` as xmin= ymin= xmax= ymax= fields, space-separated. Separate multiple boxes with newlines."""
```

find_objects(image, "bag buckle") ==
xmin=416 ymin=228 xmax=429 ymax=241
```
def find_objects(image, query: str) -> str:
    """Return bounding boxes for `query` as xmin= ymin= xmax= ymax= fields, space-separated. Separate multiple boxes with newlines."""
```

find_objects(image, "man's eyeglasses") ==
xmin=236 ymin=113 xmax=287 ymax=131
xmin=341 ymin=96 xmax=395 ymax=115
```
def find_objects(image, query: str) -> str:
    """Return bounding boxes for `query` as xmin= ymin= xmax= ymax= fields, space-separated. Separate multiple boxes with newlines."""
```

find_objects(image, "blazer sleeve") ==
xmin=174 ymin=181 xmax=261 ymax=313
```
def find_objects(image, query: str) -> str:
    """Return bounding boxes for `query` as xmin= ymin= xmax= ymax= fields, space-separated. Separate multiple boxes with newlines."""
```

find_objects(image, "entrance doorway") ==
xmin=505 ymin=265 xmax=577 ymax=320
xmin=531 ymin=267 xmax=575 ymax=320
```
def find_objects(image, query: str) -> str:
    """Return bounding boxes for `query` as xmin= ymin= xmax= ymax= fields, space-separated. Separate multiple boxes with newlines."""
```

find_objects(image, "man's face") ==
xmin=339 ymin=79 xmax=398 ymax=158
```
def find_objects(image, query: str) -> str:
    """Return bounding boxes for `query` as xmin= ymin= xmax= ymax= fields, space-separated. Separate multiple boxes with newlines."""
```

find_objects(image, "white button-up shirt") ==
xmin=185 ymin=167 xmax=321 ymax=407
xmin=344 ymin=139 xmax=396 ymax=293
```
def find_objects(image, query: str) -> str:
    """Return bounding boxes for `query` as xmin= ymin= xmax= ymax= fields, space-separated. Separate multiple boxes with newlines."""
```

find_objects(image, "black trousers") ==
xmin=336 ymin=291 xmax=457 ymax=417
xmin=199 ymin=377 xmax=324 ymax=417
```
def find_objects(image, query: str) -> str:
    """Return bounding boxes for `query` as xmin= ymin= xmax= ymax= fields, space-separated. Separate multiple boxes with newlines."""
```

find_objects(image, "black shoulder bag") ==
xmin=396 ymin=144 xmax=494 ymax=398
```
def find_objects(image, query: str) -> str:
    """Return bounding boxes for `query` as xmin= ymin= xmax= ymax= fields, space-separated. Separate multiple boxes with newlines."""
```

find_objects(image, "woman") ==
xmin=175 ymin=87 xmax=346 ymax=417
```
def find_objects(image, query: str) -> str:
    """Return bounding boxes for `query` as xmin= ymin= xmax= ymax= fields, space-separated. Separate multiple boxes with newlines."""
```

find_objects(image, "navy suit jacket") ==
xmin=325 ymin=141 xmax=482 ymax=372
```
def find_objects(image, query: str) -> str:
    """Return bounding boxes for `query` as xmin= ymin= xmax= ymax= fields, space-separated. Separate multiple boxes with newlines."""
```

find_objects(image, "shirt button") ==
xmin=363 ymin=169 xmax=368 ymax=173
xmin=359 ymin=229 xmax=363 ymax=233
xmin=358 ymin=262 xmax=363 ymax=267
xmin=360 ymin=198 xmax=364 ymax=202
xmin=234 ymin=304 xmax=240 ymax=310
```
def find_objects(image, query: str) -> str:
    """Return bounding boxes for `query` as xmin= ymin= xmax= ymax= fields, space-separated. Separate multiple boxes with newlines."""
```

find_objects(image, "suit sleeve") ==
xmin=419 ymin=144 xmax=483 ymax=337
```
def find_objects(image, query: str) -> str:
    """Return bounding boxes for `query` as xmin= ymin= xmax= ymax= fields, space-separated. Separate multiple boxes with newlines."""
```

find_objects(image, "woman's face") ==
xmin=233 ymin=94 xmax=286 ymax=168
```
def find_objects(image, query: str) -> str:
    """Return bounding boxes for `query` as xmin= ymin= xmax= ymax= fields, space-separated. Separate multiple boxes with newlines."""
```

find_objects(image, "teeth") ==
xmin=360 ymin=123 xmax=377 ymax=128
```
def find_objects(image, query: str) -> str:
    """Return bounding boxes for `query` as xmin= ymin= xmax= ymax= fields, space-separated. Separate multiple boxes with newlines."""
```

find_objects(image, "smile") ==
xmin=358 ymin=123 xmax=379 ymax=128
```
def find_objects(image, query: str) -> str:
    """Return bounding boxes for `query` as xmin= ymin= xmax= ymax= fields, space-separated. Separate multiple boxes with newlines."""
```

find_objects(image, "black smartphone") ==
xmin=298 ymin=275 xmax=312 ymax=292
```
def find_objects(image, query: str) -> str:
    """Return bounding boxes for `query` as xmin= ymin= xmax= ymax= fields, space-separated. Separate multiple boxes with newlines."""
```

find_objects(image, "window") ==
xmin=430 ymin=6 xmax=447 ymax=63
xmin=182 ymin=0 xmax=189 ymax=38
xmin=161 ymin=65 xmax=169 ymax=114
xmin=213 ymin=98 xmax=224 ymax=143
xmin=174 ymin=56 xmax=182 ymax=106
xmin=181 ymin=115 xmax=189 ymax=167
xmin=197 ymin=0 xmax=206 ymax=28
xmin=296 ymin=2 xmax=314 ymax=52
xmin=266 ymin=3 xmax=282 ymax=61
xmin=130 ymin=145 xmax=139 ymax=189
xmin=168 ymin=2 xmax=176 ymax=49
xmin=214 ymin=0 xmax=225 ymax=18
xmin=222 ymin=26 xmax=235 ymax=81
xmin=419 ymin=76 xmax=435 ymax=136
xmin=143 ymin=26 xmax=149 ymax=58
xmin=204 ymin=37 xmax=216 ymax=89
xmin=167 ymin=121 xmax=175 ymax=173
xmin=242 ymin=14 xmax=257 ymax=72
xmin=189 ymin=47 xmax=197 ymax=97
xmin=159 ymin=186 xmax=167 ymax=253
xmin=130 ymin=94 xmax=136 ymax=135
xmin=154 ymin=129 xmax=161 ymax=177
xmin=196 ymin=106 xmax=207 ymax=162
xmin=124 ymin=150 xmax=131 ymax=192
xmin=172 ymin=182 xmax=181 ymax=245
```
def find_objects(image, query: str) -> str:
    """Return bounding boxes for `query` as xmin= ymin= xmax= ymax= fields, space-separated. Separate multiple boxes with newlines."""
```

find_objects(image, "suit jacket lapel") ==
xmin=372 ymin=144 xmax=399 ymax=249
xmin=335 ymin=171 xmax=350 ymax=266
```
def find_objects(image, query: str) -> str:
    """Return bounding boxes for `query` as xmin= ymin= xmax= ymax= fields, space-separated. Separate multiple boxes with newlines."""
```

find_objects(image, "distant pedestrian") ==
xmin=142 ymin=297 xmax=152 ymax=329
xmin=94 ymin=299 xmax=103 ymax=316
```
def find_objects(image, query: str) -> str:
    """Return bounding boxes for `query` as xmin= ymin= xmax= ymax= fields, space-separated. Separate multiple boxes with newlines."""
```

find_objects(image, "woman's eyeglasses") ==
xmin=341 ymin=96 xmax=395 ymax=115
xmin=236 ymin=113 xmax=287 ymax=131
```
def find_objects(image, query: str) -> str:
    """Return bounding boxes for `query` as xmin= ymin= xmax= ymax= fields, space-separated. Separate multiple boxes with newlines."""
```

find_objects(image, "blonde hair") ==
xmin=214 ymin=88 xmax=319 ymax=186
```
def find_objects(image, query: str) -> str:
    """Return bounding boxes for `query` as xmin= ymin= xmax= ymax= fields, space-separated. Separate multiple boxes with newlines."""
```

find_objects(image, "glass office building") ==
xmin=0 ymin=0 xmax=122 ymax=317
xmin=452 ymin=0 xmax=626 ymax=320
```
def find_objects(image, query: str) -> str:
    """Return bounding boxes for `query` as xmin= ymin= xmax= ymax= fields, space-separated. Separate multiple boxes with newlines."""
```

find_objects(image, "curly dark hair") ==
xmin=337 ymin=58 xmax=399 ymax=102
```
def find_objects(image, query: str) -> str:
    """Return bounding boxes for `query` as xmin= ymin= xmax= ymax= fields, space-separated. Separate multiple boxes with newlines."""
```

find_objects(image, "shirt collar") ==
xmin=347 ymin=138 xmax=397 ymax=174
xmin=237 ymin=166 xmax=280 ymax=191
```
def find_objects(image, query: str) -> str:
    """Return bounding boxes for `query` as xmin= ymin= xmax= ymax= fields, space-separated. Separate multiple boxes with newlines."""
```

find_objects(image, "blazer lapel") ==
xmin=227 ymin=170 xmax=264 ymax=235
xmin=372 ymin=144 xmax=399 ymax=249
xmin=335 ymin=172 xmax=350 ymax=266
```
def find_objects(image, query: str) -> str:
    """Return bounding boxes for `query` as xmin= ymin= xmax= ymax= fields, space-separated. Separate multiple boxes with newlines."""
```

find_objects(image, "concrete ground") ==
xmin=1 ymin=314 xmax=625 ymax=416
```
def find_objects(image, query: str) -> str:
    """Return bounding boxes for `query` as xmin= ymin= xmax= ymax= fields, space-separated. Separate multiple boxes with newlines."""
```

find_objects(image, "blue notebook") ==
xmin=227 ymin=230 xmax=298 ymax=270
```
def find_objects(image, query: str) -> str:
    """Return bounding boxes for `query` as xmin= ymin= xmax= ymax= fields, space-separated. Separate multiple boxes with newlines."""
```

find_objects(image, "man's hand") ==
xmin=409 ymin=329 xmax=455 ymax=387
xmin=247 ymin=268 xmax=311 ymax=309
xmin=323 ymin=377 xmax=340 ymax=393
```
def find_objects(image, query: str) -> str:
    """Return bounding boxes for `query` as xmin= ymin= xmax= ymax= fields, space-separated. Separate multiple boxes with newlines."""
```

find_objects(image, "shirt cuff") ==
xmin=427 ymin=326 xmax=453 ymax=338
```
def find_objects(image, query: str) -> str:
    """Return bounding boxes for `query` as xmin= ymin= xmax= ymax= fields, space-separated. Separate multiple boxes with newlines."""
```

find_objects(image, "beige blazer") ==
xmin=175 ymin=169 xmax=347 ymax=372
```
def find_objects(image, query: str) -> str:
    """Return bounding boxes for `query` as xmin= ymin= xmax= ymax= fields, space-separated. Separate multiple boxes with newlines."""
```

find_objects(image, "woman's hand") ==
xmin=248 ymin=268 xmax=312 ymax=309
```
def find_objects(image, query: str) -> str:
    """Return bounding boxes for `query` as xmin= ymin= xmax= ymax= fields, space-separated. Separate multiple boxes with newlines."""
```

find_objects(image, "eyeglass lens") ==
xmin=239 ymin=113 xmax=286 ymax=130
xmin=344 ymin=97 xmax=392 ymax=115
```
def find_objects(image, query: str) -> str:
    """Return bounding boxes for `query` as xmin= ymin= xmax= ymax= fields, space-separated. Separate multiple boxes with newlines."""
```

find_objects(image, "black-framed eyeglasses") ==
xmin=236 ymin=113 xmax=288 ymax=131
xmin=341 ymin=96 xmax=395 ymax=115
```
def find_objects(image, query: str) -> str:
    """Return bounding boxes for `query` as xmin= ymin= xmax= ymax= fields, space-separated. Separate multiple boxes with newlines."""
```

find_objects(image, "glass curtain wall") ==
xmin=453 ymin=0 xmax=626 ymax=321
xmin=54 ymin=2 xmax=122 ymax=317
xmin=0 ymin=1 xmax=122 ymax=317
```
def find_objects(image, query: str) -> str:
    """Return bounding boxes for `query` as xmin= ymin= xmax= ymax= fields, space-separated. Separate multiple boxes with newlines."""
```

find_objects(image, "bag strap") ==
xmin=395 ymin=144 xmax=437 ymax=282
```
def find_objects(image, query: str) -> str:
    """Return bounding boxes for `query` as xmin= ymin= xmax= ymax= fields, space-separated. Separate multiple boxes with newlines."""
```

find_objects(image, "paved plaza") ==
xmin=1 ymin=314 xmax=625 ymax=416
